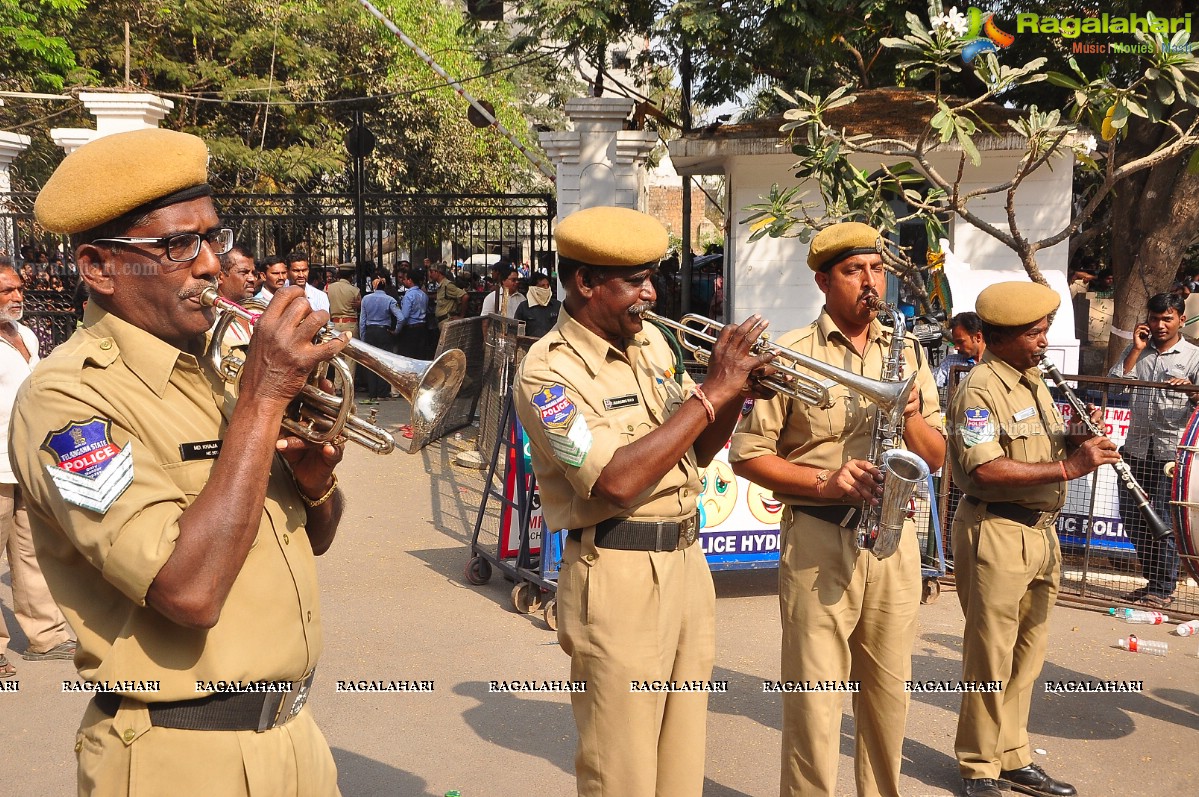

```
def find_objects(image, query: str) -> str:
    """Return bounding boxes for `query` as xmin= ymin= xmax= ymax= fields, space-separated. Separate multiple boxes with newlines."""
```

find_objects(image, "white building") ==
xmin=668 ymin=88 xmax=1079 ymax=369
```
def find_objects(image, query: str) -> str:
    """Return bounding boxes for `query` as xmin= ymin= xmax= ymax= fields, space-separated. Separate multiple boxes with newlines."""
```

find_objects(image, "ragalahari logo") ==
xmin=932 ymin=6 xmax=1016 ymax=63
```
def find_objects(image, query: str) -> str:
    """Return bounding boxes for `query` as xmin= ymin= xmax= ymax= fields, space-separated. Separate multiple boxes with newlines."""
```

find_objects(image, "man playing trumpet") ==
xmin=10 ymin=128 xmax=347 ymax=796
xmin=514 ymin=206 xmax=775 ymax=797
xmin=730 ymin=222 xmax=945 ymax=797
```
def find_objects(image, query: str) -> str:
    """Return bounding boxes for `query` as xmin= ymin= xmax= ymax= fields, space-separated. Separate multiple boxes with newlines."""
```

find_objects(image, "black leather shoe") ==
xmin=962 ymin=778 xmax=1007 ymax=797
xmin=999 ymin=763 xmax=1077 ymax=797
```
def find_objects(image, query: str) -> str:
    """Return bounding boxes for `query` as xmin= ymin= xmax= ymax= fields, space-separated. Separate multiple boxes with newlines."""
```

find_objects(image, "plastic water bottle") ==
xmin=1118 ymin=635 xmax=1168 ymax=655
xmin=1108 ymin=607 xmax=1169 ymax=624
xmin=1175 ymin=620 xmax=1199 ymax=637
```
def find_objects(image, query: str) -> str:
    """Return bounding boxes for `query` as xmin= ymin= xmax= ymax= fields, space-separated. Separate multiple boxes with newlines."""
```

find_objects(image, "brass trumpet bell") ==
xmin=201 ymin=287 xmax=466 ymax=454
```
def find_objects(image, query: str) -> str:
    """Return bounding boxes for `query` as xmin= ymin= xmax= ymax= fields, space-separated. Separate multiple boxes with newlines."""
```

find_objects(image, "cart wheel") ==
xmin=511 ymin=582 xmax=543 ymax=614
xmin=543 ymin=599 xmax=558 ymax=631
xmin=464 ymin=555 xmax=492 ymax=586
xmin=921 ymin=577 xmax=941 ymax=605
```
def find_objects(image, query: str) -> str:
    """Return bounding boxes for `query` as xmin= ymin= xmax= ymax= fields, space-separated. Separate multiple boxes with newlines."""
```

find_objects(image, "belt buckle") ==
xmin=1036 ymin=511 xmax=1054 ymax=529
xmin=257 ymin=671 xmax=314 ymax=733
xmin=680 ymin=515 xmax=698 ymax=547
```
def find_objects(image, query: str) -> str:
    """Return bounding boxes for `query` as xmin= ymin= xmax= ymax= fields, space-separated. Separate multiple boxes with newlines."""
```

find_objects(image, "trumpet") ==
xmin=640 ymin=310 xmax=916 ymax=416
xmin=201 ymin=287 xmax=467 ymax=455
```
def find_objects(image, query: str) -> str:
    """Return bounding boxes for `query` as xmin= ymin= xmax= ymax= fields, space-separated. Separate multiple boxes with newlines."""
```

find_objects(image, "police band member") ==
xmin=730 ymin=222 xmax=946 ymax=797
xmin=10 ymin=128 xmax=348 ymax=796
xmin=949 ymin=282 xmax=1118 ymax=797
xmin=514 ymin=206 xmax=774 ymax=797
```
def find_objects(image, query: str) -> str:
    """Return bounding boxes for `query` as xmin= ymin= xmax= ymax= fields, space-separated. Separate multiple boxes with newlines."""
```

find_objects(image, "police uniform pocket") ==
xmin=610 ymin=406 xmax=653 ymax=444
xmin=809 ymin=386 xmax=852 ymax=442
xmin=1003 ymin=427 xmax=1039 ymax=464
xmin=975 ymin=516 xmax=1028 ymax=574
xmin=160 ymin=459 xmax=215 ymax=498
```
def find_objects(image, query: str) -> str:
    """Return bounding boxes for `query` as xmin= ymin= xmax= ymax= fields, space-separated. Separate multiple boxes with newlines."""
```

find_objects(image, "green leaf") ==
xmin=956 ymin=126 xmax=981 ymax=166
xmin=1045 ymin=72 xmax=1082 ymax=89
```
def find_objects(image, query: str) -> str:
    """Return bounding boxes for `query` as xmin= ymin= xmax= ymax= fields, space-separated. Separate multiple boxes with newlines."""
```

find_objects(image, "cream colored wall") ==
xmin=724 ymin=148 xmax=1075 ymax=336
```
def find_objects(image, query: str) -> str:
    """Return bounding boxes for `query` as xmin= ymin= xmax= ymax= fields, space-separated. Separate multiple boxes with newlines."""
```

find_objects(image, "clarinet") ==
xmin=1037 ymin=356 xmax=1173 ymax=542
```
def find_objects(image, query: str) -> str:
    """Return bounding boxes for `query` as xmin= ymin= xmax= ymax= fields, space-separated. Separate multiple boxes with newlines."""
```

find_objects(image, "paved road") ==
xmin=2 ymin=402 xmax=1196 ymax=796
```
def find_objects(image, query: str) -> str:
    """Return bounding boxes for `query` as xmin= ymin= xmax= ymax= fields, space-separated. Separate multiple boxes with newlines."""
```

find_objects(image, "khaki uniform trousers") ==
xmin=329 ymin=321 xmax=357 ymax=381
xmin=0 ymin=483 xmax=71 ymax=654
xmin=779 ymin=508 xmax=920 ymax=797
xmin=557 ymin=532 xmax=716 ymax=797
xmin=75 ymin=698 xmax=340 ymax=797
xmin=952 ymin=506 xmax=1060 ymax=779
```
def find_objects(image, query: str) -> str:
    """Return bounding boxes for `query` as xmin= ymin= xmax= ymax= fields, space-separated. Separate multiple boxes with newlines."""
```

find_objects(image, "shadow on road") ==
xmin=332 ymin=747 xmax=442 ymax=796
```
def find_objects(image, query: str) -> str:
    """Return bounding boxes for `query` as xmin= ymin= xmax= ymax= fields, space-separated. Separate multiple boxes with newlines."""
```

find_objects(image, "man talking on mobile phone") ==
xmin=1108 ymin=292 xmax=1199 ymax=610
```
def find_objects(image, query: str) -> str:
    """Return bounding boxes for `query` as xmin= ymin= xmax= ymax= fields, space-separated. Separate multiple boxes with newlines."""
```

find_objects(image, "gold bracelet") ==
xmin=298 ymin=474 xmax=339 ymax=508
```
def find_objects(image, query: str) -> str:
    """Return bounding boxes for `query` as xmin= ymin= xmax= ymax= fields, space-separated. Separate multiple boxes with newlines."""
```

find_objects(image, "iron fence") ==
xmin=2 ymin=190 xmax=555 ymax=282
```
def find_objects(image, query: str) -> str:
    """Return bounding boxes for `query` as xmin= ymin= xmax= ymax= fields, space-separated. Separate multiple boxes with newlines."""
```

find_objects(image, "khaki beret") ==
xmin=807 ymin=221 xmax=883 ymax=271
xmin=556 ymin=206 xmax=668 ymax=267
xmin=975 ymin=281 xmax=1061 ymax=327
xmin=35 ymin=128 xmax=210 ymax=235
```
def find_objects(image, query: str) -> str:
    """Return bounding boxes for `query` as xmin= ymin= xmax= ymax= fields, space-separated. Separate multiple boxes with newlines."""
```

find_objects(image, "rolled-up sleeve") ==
xmin=952 ymin=386 xmax=1004 ymax=474
xmin=729 ymin=393 xmax=789 ymax=464
xmin=515 ymin=361 xmax=621 ymax=499
xmin=9 ymin=384 xmax=184 ymax=605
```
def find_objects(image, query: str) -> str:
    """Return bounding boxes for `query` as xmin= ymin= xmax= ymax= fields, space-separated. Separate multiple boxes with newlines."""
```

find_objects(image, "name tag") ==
xmin=180 ymin=440 xmax=223 ymax=461
xmin=603 ymin=394 xmax=640 ymax=410
xmin=1013 ymin=406 xmax=1037 ymax=422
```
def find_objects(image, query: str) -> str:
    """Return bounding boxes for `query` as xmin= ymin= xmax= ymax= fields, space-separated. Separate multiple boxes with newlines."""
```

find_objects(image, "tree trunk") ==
xmin=1105 ymin=118 xmax=1199 ymax=369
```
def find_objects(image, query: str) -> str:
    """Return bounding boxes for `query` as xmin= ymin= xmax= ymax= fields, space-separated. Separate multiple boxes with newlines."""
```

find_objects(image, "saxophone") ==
xmin=855 ymin=295 xmax=931 ymax=559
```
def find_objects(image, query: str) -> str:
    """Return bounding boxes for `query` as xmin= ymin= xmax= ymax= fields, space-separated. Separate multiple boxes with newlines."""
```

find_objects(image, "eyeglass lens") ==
xmin=167 ymin=229 xmax=233 ymax=262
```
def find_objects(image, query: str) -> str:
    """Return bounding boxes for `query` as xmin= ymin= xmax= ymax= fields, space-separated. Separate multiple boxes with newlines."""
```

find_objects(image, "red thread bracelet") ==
xmin=692 ymin=385 xmax=716 ymax=423
xmin=1059 ymin=461 xmax=1069 ymax=481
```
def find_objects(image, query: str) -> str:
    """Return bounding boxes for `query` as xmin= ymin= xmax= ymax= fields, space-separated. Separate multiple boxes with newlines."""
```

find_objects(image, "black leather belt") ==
xmin=568 ymin=515 xmax=699 ymax=551
xmin=791 ymin=504 xmax=861 ymax=528
xmin=963 ymin=495 xmax=1057 ymax=528
xmin=93 ymin=671 xmax=315 ymax=733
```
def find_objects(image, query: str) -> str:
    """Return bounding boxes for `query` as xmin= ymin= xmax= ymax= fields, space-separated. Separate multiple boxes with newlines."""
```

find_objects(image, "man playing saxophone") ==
xmin=730 ymin=222 xmax=945 ymax=797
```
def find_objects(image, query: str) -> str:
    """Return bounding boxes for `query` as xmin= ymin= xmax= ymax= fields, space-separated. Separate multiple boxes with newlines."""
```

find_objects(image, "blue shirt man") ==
xmin=359 ymin=284 xmax=402 ymax=339
xmin=396 ymin=280 xmax=428 ymax=328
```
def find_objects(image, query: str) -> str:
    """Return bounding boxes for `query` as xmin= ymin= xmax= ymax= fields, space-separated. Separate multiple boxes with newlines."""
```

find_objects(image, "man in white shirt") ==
xmin=255 ymin=256 xmax=288 ymax=304
xmin=0 ymin=260 xmax=75 ymax=677
xmin=286 ymin=252 xmax=330 ymax=314
xmin=480 ymin=266 xmax=525 ymax=319
xmin=1107 ymin=291 xmax=1199 ymax=609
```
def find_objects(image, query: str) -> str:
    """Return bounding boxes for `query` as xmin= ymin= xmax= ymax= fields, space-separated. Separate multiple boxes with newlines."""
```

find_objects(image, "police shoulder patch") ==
xmin=41 ymin=418 xmax=134 ymax=514
xmin=959 ymin=406 xmax=996 ymax=448
xmin=531 ymin=385 xmax=591 ymax=467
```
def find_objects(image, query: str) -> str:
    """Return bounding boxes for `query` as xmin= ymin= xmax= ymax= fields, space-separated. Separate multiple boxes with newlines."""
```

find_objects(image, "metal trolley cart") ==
xmin=465 ymin=395 xmax=560 ymax=628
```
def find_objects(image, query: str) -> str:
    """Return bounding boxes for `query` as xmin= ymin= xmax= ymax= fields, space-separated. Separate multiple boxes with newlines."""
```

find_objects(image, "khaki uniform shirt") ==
xmin=8 ymin=305 xmax=321 ymax=700
xmin=434 ymin=279 xmax=466 ymax=320
xmin=514 ymin=310 xmax=700 ymax=531
xmin=729 ymin=309 xmax=943 ymax=506
xmin=948 ymin=350 xmax=1068 ymax=512
xmin=326 ymin=278 xmax=360 ymax=318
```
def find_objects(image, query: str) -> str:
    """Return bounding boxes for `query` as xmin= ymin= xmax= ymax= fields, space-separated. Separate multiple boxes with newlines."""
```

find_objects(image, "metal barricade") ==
xmin=942 ymin=369 xmax=1199 ymax=619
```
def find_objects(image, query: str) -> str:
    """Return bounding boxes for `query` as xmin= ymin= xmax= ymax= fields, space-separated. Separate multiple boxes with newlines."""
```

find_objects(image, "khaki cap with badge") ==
xmin=555 ymin=206 xmax=669 ymax=267
xmin=806 ymin=221 xmax=883 ymax=271
xmin=34 ymin=127 xmax=211 ymax=235
xmin=975 ymin=281 xmax=1061 ymax=327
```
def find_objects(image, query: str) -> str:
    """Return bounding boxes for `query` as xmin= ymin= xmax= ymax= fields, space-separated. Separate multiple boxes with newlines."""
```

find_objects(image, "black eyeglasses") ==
xmin=91 ymin=228 xmax=234 ymax=270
